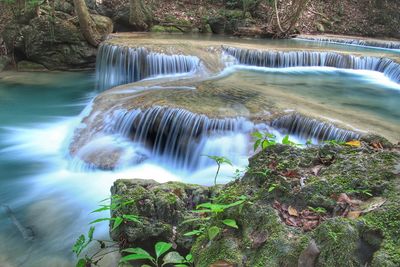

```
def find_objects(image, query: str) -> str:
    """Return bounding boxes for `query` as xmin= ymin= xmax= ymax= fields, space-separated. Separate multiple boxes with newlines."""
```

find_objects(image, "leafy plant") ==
xmin=252 ymin=131 xmax=277 ymax=151
xmin=120 ymin=242 xmax=193 ymax=267
xmin=73 ymin=195 xmax=140 ymax=266
xmin=308 ymin=206 xmax=327 ymax=215
xmin=281 ymin=134 xmax=299 ymax=147
xmin=206 ymin=155 xmax=233 ymax=186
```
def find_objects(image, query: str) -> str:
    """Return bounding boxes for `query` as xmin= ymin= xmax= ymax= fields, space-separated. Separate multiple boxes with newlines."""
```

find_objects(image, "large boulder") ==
xmin=1 ymin=6 xmax=113 ymax=70
xmin=111 ymin=139 xmax=400 ymax=267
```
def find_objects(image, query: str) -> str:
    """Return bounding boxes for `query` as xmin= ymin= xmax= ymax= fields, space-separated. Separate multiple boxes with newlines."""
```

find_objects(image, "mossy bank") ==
xmin=110 ymin=135 xmax=400 ymax=267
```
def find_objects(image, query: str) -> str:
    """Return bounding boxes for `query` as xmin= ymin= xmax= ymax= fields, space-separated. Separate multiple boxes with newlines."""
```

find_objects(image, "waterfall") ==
xmin=271 ymin=114 xmax=361 ymax=142
xmin=103 ymin=106 xmax=253 ymax=170
xmin=222 ymin=46 xmax=400 ymax=83
xmin=96 ymin=44 xmax=201 ymax=91
xmin=295 ymin=36 xmax=400 ymax=50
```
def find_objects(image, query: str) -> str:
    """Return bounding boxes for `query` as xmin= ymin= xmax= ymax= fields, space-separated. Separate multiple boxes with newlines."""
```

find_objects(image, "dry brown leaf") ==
xmin=210 ymin=260 xmax=235 ymax=267
xmin=288 ymin=206 xmax=299 ymax=217
xmin=337 ymin=193 xmax=352 ymax=205
xmin=347 ymin=211 xmax=361 ymax=219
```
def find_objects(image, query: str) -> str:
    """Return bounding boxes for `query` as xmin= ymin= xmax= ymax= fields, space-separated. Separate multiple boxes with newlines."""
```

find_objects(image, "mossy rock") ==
xmin=110 ymin=179 xmax=221 ymax=252
xmin=111 ymin=139 xmax=400 ymax=266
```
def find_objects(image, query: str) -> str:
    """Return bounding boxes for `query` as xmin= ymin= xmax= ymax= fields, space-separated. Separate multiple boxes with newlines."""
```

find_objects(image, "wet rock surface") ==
xmin=111 ymin=137 xmax=400 ymax=267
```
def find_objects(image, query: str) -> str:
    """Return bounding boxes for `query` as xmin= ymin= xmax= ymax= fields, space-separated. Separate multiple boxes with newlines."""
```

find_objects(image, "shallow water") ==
xmin=0 ymin=35 xmax=399 ymax=266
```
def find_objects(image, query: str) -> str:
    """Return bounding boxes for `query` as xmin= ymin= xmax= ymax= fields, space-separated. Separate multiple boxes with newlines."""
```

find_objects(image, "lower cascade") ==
xmin=96 ymin=44 xmax=201 ymax=91
xmin=223 ymin=46 xmax=400 ymax=83
xmin=74 ymin=106 xmax=255 ymax=171
xmin=271 ymin=114 xmax=361 ymax=142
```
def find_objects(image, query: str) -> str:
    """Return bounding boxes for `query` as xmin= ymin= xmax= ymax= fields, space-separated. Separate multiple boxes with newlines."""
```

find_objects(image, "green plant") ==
xmin=73 ymin=196 xmax=140 ymax=266
xmin=281 ymin=135 xmax=300 ymax=147
xmin=252 ymin=131 xmax=277 ymax=151
xmin=120 ymin=241 xmax=193 ymax=267
xmin=308 ymin=206 xmax=327 ymax=215
xmin=206 ymin=155 xmax=233 ymax=186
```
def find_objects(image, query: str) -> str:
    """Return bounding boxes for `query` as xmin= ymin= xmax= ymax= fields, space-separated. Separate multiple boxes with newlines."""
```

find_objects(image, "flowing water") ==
xmin=0 ymin=35 xmax=399 ymax=266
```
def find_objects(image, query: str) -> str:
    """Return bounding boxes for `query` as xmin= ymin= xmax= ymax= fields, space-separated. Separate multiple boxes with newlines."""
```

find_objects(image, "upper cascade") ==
xmin=295 ymin=36 xmax=400 ymax=50
xmin=96 ymin=44 xmax=201 ymax=91
xmin=223 ymin=46 xmax=400 ymax=83
xmin=271 ymin=113 xmax=361 ymax=142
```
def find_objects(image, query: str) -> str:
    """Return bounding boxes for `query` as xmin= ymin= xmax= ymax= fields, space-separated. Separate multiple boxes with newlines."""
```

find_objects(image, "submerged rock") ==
xmin=111 ymin=139 xmax=400 ymax=267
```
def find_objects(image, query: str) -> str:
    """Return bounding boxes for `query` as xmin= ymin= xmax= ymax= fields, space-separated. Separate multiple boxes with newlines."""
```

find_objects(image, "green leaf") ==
xmin=223 ymin=219 xmax=239 ymax=229
xmin=155 ymin=242 xmax=172 ymax=259
xmin=90 ymin=205 xmax=110 ymax=213
xmin=183 ymin=229 xmax=203 ymax=236
xmin=89 ymin=217 xmax=114 ymax=224
xmin=163 ymin=251 xmax=185 ymax=265
xmin=120 ymin=253 xmax=154 ymax=262
xmin=185 ymin=253 xmax=193 ymax=262
xmin=123 ymin=214 xmax=141 ymax=223
xmin=252 ymin=131 xmax=263 ymax=139
xmin=112 ymin=216 xmax=123 ymax=231
xmin=76 ymin=258 xmax=87 ymax=267
xmin=72 ymin=235 xmax=85 ymax=256
xmin=208 ymin=226 xmax=220 ymax=241
xmin=88 ymin=226 xmax=95 ymax=242
xmin=282 ymin=135 xmax=290 ymax=145
xmin=122 ymin=247 xmax=151 ymax=256
xmin=253 ymin=139 xmax=261 ymax=151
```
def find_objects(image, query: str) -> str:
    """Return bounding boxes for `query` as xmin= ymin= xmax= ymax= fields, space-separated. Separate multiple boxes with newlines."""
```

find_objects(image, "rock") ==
xmin=110 ymin=179 xmax=220 ymax=251
xmin=0 ymin=55 xmax=10 ymax=72
xmin=17 ymin=60 xmax=48 ymax=72
xmin=208 ymin=16 xmax=226 ymax=34
xmin=315 ymin=22 xmax=325 ymax=32
xmin=298 ymin=240 xmax=320 ymax=267
xmin=2 ymin=9 xmax=113 ymax=70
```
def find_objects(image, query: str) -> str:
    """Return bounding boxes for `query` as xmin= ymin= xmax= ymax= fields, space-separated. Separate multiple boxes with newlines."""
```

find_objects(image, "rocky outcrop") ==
xmin=1 ymin=3 xmax=112 ymax=70
xmin=111 ymin=136 xmax=400 ymax=267
xmin=110 ymin=179 xmax=221 ymax=252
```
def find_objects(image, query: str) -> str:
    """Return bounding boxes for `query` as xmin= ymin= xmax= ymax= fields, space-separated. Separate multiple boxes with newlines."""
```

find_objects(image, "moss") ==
xmin=150 ymin=25 xmax=181 ymax=33
xmin=313 ymin=218 xmax=360 ymax=267
xmin=192 ymin=235 xmax=243 ymax=266
xmin=363 ymin=203 xmax=400 ymax=266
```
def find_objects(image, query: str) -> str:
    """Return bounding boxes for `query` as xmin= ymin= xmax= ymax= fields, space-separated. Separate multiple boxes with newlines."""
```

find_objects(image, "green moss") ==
xmin=363 ymin=204 xmax=400 ymax=266
xmin=150 ymin=25 xmax=181 ymax=33
xmin=313 ymin=218 xmax=360 ymax=267
xmin=192 ymin=235 xmax=243 ymax=266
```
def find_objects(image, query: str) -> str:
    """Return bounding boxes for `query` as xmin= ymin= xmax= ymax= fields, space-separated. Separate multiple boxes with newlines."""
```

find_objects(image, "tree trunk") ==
xmin=73 ymin=0 xmax=101 ymax=47
xmin=129 ymin=0 xmax=151 ymax=31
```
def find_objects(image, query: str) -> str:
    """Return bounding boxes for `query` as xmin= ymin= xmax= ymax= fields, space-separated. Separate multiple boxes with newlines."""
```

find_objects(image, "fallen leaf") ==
xmin=337 ymin=193 xmax=352 ymax=205
xmin=345 ymin=140 xmax=361 ymax=147
xmin=210 ymin=260 xmax=235 ymax=267
xmin=302 ymin=220 xmax=319 ymax=231
xmin=288 ymin=206 xmax=299 ymax=217
xmin=347 ymin=211 xmax=361 ymax=219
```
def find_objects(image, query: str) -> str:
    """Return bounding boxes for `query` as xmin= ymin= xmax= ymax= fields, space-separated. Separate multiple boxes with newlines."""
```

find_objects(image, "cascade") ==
xmin=271 ymin=114 xmax=361 ymax=142
xmin=295 ymin=36 xmax=400 ymax=50
xmin=96 ymin=44 xmax=201 ymax=91
xmin=102 ymin=106 xmax=253 ymax=170
xmin=222 ymin=46 xmax=400 ymax=83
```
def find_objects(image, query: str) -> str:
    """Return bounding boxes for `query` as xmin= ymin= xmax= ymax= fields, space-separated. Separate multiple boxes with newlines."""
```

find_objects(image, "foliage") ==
xmin=252 ymin=131 xmax=277 ymax=151
xmin=73 ymin=195 xmax=140 ymax=266
xmin=120 ymin=241 xmax=194 ymax=267
xmin=206 ymin=155 xmax=233 ymax=186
